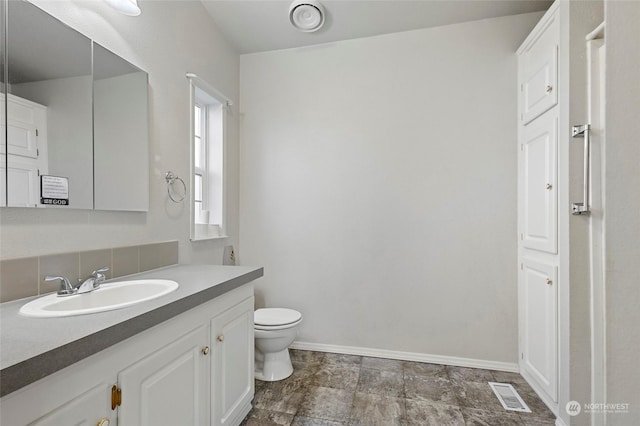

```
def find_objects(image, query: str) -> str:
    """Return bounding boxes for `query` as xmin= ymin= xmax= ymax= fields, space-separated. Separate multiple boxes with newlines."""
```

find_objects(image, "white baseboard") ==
xmin=290 ymin=341 xmax=519 ymax=373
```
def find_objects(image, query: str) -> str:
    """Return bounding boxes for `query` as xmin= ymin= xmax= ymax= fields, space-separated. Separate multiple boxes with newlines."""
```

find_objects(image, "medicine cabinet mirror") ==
xmin=1 ymin=0 xmax=149 ymax=211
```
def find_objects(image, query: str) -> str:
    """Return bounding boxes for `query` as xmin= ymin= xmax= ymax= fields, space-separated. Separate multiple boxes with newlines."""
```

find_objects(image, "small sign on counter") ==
xmin=41 ymin=175 xmax=69 ymax=206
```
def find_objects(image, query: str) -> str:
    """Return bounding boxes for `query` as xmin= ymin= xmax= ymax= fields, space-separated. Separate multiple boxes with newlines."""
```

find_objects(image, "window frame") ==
xmin=188 ymin=74 xmax=230 ymax=241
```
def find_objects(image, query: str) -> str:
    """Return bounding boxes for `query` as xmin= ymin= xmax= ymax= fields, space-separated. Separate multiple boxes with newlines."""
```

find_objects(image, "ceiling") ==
xmin=201 ymin=0 xmax=553 ymax=54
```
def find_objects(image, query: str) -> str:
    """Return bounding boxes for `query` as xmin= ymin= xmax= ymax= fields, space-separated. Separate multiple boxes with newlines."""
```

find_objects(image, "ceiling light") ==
xmin=105 ymin=0 xmax=141 ymax=16
xmin=289 ymin=0 xmax=325 ymax=33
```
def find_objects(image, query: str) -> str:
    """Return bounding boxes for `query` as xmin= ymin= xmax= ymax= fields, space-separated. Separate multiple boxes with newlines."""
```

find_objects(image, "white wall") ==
xmin=604 ymin=1 xmax=640 ymax=424
xmin=240 ymin=13 xmax=542 ymax=364
xmin=0 ymin=0 xmax=240 ymax=264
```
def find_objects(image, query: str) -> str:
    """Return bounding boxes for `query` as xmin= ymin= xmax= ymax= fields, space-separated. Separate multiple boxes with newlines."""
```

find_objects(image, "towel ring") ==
xmin=165 ymin=171 xmax=186 ymax=203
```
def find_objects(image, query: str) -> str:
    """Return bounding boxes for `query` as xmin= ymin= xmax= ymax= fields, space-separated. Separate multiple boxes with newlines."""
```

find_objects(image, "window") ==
xmin=188 ymin=75 xmax=228 ymax=240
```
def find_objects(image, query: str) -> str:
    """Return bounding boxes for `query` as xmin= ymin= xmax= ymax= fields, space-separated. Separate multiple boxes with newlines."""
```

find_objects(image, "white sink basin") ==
xmin=19 ymin=279 xmax=179 ymax=318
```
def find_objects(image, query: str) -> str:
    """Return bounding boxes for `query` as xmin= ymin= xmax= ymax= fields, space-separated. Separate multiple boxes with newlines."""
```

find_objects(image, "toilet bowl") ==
xmin=254 ymin=308 xmax=302 ymax=381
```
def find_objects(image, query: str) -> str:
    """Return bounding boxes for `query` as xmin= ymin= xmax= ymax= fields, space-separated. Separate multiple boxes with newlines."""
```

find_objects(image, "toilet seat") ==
xmin=255 ymin=317 xmax=303 ymax=331
xmin=255 ymin=308 xmax=302 ymax=327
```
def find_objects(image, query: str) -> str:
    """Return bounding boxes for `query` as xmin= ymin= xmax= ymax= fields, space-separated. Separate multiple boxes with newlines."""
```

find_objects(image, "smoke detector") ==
xmin=289 ymin=0 xmax=325 ymax=33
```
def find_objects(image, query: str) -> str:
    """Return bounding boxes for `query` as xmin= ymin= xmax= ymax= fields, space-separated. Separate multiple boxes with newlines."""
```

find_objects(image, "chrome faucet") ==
xmin=44 ymin=275 xmax=76 ymax=297
xmin=75 ymin=267 xmax=110 ymax=294
xmin=45 ymin=266 xmax=109 ymax=297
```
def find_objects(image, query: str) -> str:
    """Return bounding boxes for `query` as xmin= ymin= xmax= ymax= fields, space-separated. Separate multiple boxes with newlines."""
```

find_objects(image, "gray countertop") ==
xmin=0 ymin=264 xmax=263 ymax=397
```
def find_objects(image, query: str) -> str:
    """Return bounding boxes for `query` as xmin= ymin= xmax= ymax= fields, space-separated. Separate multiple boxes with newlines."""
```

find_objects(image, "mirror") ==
xmin=1 ymin=0 xmax=149 ymax=211
xmin=3 ymin=0 xmax=93 ymax=208
xmin=93 ymin=43 xmax=149 ymax=211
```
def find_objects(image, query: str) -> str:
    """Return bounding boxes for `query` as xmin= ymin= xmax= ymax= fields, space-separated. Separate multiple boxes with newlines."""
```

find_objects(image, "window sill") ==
xmin=191 ymin=223 xmax=227 ymax=242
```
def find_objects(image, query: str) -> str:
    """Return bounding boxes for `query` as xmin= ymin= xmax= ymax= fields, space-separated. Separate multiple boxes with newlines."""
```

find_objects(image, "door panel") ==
xmin=211 ymin=297 xmax=254 ymax=426
xmin=520 ymin=257 xmax=557 ymax=401
xmin=521 ymin=109 xmax=557 ymax=253
xmin=118 ymin=325 xmax=209 ymax=426
xmin=521 ymin=15 xmax=559 ymax=124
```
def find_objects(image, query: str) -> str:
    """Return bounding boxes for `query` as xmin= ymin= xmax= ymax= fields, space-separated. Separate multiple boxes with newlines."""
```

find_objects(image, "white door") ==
xmin=588 ymin=38 xmax=606 ymax=425
xmin=521 ymin=108 xmax=558 ymax=253
xmin=0 ymin=154 xmax=39 ymax=207
xmin=1 ymin=93 xmax=45 ymax=158
xmin=117 ymin=324 xmax=209 ymax=426
xmin=520 ymin=257 xmax=557 ymax=401
xmin=211 ymin=297 xmax=254 ymax=426
xmin=520 ymin=15 xmax=559 ymax=124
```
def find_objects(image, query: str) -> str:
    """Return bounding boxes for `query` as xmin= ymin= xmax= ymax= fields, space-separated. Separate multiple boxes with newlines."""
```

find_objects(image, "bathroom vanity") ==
xmin=0 ymin=265 xmax=262 ymax=426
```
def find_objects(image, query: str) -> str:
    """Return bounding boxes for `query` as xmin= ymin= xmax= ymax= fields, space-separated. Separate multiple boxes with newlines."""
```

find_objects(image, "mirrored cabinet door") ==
xmin=5 ymin=0 xmax=93 ymax=209
xmin=2 ymin=0 xmax=149 ymax=211
xmin=93 ymin=43 xmax=149 ymax=212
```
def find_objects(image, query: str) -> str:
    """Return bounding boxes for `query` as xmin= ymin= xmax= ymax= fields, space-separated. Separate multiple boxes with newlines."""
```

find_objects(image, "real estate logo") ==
xmin=566 ymin=400 xmax=582 ymax=416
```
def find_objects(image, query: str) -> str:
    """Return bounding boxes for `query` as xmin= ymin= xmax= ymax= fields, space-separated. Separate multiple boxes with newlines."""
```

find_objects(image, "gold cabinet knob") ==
xmin=546 ymin=85 xmax=553 ymax=93
xmin=546 ymin=278 xmax=553 ymax=285
xmin=97 ymin=419 xmax=110 ymax=426
xmin=217 ymin=335 xmax=224 ymax=342
xmin=546 ymin=183 xmax=553 ymax=190
xmin=202 ymin=346 xmax=210 ymax=355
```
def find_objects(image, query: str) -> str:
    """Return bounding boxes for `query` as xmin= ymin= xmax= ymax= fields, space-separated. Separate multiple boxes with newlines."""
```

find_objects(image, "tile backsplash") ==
xmin=0 ymin=241 xmax=178 ymax=303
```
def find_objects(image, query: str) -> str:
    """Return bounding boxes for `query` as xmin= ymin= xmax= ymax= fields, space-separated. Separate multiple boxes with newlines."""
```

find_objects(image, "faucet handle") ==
xmin=92 ymin=266 xmax=110 ymax=276
xmin=45 ymin=275 xmax=76 ymax=297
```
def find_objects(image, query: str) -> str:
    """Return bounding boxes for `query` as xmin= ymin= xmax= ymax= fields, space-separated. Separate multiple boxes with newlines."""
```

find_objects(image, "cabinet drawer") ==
xmin=520 ymin=11 xmax=559 ymax=124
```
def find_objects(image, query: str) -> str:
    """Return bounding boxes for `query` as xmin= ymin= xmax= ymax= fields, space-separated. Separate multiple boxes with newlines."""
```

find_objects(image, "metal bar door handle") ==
xmin=572 ymin=124 xmax=591 ymax=215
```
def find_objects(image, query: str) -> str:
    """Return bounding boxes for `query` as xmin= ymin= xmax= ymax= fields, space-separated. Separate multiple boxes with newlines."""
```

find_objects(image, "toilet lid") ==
xmin=254 ymin=308 xmax=302 ymax=326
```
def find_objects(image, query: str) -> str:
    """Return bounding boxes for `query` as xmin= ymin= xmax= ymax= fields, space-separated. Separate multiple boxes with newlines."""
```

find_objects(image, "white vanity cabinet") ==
xmin=0 ymin=285 xmax=255 ymax=426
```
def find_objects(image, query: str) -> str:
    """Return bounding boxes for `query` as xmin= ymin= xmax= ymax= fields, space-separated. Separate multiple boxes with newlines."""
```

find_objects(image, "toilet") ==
xmin=254 ymin=308 xmax=303 ymax=381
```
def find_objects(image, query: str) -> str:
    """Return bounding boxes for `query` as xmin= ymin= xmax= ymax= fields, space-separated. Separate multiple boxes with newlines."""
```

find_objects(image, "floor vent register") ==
xmin=488 ymin=382 xmax=532 ymax=413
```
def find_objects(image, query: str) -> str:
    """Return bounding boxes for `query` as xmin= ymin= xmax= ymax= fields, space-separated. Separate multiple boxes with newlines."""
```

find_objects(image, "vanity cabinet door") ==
xmin=211 ymin=297 xmax=254 ymax=426
xmin=117 ymin=324 xmax=209 ymax=426
xmin=22 ymin=383 xmax=113 ymax=426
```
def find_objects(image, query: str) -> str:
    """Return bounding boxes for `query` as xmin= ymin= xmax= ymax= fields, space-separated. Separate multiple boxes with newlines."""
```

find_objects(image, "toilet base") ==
xmin=255 ymin=348 xmax=293 ymax=381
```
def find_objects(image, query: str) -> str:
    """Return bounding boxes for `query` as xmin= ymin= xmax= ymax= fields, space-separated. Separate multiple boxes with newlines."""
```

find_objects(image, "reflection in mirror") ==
xmin=3 ymin=0 xmax=92 ymax=208
xmin=1 ymin=0 xmax=5 ymax=206
xmin=93 ymin=43 xmax=149 ymax=211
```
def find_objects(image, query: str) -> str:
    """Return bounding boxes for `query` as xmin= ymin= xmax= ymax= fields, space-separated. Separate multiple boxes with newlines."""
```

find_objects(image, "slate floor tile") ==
xmin=519 ymin=415 xmax=556 ymax=426
xmin=403 ymin=361 xmax=447 ymax=378
xmin=298 ymin=386 xmax=354 ymax=422
xmin=404 ymin=373 xmax=457 ymax=405
xmin=324 ymin=353 xmax=362 ymax=367
xmin=461 ymin=407 xmax=524 ymax=426
xmin=290 ymin=349 xmax=326 ymax=365
xmin=312 ymin=364 xmax=361 ymax=391
xmin=356 ymin=368 xmax=405 ymax=398
xmin=241 ymin=408 xmax=295 ymax=426
xmin=348 ymin=392 xmax=405 ymax=426
xmin=361 ymin=356 xmax=404 ymax=372
xmin=253 ymin=378 xmax=308 ymax=415
xmin=292 ymin=416 xmax=348 ymax=426
xmin=447 ymin=366 xmax=495 ymax=385
xmin=404 ymin=399 xmax=465 ymax=426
